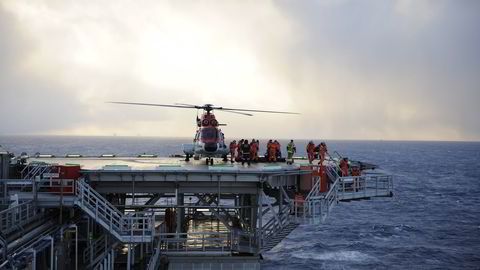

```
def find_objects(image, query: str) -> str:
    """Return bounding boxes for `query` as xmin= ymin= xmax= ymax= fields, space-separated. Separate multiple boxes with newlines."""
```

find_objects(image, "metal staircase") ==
xmin=262 ymin=221 xmax=298 ymax=252
xmin=74 ymin=180 xmax=154 ymax=243
xmin=261 ymin=190 xmax=299 ymax=252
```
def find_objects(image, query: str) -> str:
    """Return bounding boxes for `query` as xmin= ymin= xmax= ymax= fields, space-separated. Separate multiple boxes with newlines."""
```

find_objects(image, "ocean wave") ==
xmin=292 ymin=250 xmax=375 ymax=262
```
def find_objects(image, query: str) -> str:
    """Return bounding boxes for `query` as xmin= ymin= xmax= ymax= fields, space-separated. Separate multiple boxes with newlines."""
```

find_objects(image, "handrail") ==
xmin=159 ymin=231 xmax=232 ymax=252
xmin=0 ymin=201 xmax=41 ymax=235
xmin=262 ymin=209 xmax=290 ymax=240
xmin=92 ymin=248 xmax=115 ymax=270
xmin=83 ymin=234 xmax=109 ymax=265
xmin=324 ymin=177 xmax=340 ymax=202
xmin=147 ymin=237 xmax=162 ymax=270
xmin=74 ymin=180 xmax=154 ymax=242
xmin=157 ymin=230 xmax=257 ymax=253
xmin=336 ymin=174 xmax=393 ymax=201
xmin=305 ymin=176 xmax=321 ymax=201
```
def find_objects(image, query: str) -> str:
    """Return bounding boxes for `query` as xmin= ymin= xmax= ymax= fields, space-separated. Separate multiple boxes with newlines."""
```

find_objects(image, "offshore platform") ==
xmin=0 ymin=145 xmax=393 ymax=270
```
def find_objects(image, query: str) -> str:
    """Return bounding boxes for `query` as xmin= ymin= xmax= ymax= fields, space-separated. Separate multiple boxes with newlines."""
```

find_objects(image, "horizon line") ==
xmin=0 ymin=134 xmax=479 ymax=143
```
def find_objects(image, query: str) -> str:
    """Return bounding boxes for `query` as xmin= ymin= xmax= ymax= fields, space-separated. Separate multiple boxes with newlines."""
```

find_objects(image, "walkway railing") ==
xmin=337 ymin=174 xmax=393 ymax=201
xmin=0 ymin=201 xmax=42 ymax=235
xmin=292 ymin=169 xmax=393 ymax=224
xmin=5 ymin=177 xmax=155 ymax=243
xmin=158 ymin=231 xmax=232 ymax=253
xmin=156 ymin=230 xmax=257 ymax=254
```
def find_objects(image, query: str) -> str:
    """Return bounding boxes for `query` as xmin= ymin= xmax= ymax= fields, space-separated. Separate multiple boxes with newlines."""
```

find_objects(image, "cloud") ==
xmin=0 ymin=1 xmax=298 ymax=137
xmin=0 ymin=1 xmax=479 ymax=140
xmin=273 ymin=0 xmax=480 ymax=140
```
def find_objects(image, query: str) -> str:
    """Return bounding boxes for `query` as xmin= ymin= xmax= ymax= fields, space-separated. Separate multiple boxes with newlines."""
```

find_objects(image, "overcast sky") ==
xmin=0 ymin=1 xmax=479 ymax=141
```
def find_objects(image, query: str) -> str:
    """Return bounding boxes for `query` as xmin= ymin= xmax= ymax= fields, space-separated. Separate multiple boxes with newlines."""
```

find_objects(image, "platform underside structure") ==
xmin=0 ymin=154 xmax=393 ymax=270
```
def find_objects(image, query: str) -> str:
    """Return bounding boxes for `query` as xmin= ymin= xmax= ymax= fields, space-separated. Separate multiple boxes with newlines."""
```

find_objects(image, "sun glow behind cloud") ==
xmin=1 ymin=1 xmax=297 ymax=137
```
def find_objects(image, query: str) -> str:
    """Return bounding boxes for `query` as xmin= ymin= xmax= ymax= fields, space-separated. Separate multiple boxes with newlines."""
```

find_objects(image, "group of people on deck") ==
xmin=226 ymin=140 xmax=361 ymax=177
xmin=228 ymin=139 xmax=296 ymax=165
xmin=306 ymin=141 xmax=328 ymax=165
xmin=228 ymin=139 xmax=260 ymax=165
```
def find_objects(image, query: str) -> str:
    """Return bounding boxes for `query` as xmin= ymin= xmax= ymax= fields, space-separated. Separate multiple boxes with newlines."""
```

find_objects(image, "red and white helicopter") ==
xmin=109 ymin=102 xmax=298 ymax=165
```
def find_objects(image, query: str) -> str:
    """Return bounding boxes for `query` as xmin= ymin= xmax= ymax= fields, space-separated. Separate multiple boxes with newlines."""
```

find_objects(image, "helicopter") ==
xmin=108 ymin=102 xmax=299 ymax=165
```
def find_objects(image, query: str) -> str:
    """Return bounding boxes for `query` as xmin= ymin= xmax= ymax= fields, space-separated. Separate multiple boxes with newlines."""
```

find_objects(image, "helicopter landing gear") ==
xmin=206 ymin=158 xmax=214 ymax=166
xmin=185 ymin=154 xmax=190 ymax=162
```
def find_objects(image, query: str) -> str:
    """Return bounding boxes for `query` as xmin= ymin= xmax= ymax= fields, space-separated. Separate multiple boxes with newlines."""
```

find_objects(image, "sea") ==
xmin=1 ymin=136 xmax=479 ymax=269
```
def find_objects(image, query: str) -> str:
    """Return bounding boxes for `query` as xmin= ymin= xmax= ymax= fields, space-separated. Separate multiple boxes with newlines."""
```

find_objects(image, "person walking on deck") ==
xmin=229 ymin=140 xmax=237 ymax=163
xmin=236 ymin=139 xmax=243 ymax=162
xmin=266 ymin=140 xmax=273 ymax=162
xmin=249 ymin=140 xmax=258 ymax=164
xmin=241 ymin=140 xmax=251 ymax=166
xmin=268 ymin=140 xmax=277 ymax=162
xmin=307 ymin=141 xmax=315 ymax=164
xmin=286 ymin=140 xmax=296 ymax=164
xmin=318 ymin=142 xmax=328 ymax=165
xmin=274 ymin=140 xmax=281 ymax=159
xmin=254 ymin=140 xmax=260 ymax=161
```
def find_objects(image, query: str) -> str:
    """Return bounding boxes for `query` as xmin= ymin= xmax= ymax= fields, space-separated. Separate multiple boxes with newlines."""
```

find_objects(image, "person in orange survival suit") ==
xmin=229 ymin=140 xmax=237 ymax=163
xmin=249 ymin=140 xmax=258 ymax=164
xmin=318 ymin=142 xmax=328 ymax=165
xmin=306 ymin=141 xmax=315 ymax=164
xmin=266 ymin=139 xmax=273 ymax=162
xmin=339 ymin=157 xmax=349 ymax=176
xmin=351 ymin=165 xmax=362 ymax=191
xmin=252 ymin=139 xmax=260 ymax=161
xmin=351 ymin=166 xmax=361 ymax=176
xmin=268 ymin=140 xmax=277 ymax=162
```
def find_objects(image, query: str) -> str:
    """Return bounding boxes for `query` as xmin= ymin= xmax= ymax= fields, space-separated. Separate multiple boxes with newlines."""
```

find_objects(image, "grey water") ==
xmin=1 ymin=136 xmax=479 ymax=269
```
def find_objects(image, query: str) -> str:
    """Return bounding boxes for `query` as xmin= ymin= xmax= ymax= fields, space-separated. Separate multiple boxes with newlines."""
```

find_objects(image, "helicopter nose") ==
xmin=204 ymin=143 xmax=217 ymax=152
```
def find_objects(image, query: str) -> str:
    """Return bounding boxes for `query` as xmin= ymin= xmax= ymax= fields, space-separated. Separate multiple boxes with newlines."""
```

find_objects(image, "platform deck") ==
xmin=28 ymin=157 xmax=308 ymax=172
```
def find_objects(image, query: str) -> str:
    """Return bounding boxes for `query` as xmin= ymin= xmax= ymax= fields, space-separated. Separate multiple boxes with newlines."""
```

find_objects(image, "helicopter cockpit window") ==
xmin=200 ymin=128 xmax=218 ymax=140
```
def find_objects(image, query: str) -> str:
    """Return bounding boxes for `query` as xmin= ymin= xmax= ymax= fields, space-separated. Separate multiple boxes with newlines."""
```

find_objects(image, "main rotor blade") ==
xmin=217 ymin=110 xmax=253 ymax=116
xmin=175 ymin=103 xmax=200 ymax=107
xmin=214 ymin=107 xmax=300 ymax=115
xmin=107 ymin=101 xmax=198 ymax=109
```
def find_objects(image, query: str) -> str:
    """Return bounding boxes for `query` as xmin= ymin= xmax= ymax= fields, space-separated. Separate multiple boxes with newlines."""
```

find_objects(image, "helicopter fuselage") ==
xmin=182 ymin=112 xmax=228 ymax=159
